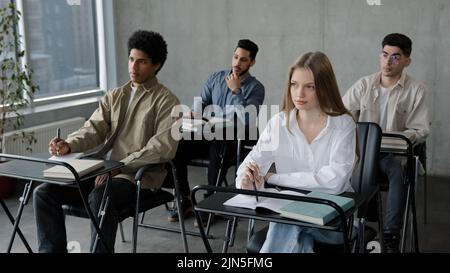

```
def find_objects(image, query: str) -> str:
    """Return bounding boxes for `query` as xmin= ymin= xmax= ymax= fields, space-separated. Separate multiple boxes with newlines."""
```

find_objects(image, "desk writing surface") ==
xmin=195 ymin=191 xmax=362 ymax=231
xmin=381 ymin=138 xmax=408 ymax=151
xmin=380 ymin=133 xmax=416 ymax=155
xmin=0 ymin=159 xmax=123 ymax=185
xmin=381 ymin=140 xmax=409 ymax=154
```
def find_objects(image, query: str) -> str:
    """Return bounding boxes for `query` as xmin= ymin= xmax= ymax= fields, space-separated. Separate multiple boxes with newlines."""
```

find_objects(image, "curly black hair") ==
xmin=127 ymin=30 xmax=168 ymax=74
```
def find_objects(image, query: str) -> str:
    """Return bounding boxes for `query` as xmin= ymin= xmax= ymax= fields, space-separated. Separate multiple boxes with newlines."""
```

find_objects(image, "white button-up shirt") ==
xmin=236 ymin=110 xmax=357 ymax=195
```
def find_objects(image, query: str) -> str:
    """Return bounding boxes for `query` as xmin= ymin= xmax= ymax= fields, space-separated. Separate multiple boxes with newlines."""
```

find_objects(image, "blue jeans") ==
xmin=260 ymin=222 xmax=346 ymax=253
xmin=379 ymin=154 xmax=407 ymax=234
xmin=33 ymin=178 xmax=135 ymax=253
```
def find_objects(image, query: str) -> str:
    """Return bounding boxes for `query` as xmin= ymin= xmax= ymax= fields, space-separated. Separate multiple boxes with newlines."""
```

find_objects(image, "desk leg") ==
xmin=401 ymin=170 xmax=411 ymax=253
xmin=132 ymin=179 xmax=141 ymax=253
xmin=228 ymin=216 xmax=238 ymax=247
xmin=205 ymin=142 xmax=228 ymax=236
xmin=92 ymin=173 xmax=112 ymax=253
xmin=6 ymin=181 xmax=34 ymax=253
xmin=356 ymin=218 xmax=365 ymax=253
xmin=423 ymin=172 xmax=428 ymax=224
xmin=194 ymin=210 xmax=213 ymax=253
xmin=247 ymin=219 xmax=255 ymax=243
xmin=410 ymin=156 xmax=420 ymax=252
xmin=400 ymin=156 xmax=420 ymax=253
xmin=77 ymin=176 xmax=112 ymax=253
xmin=1 ymin=197 xmax=33 ymax=253
xmin=221 ymin=218 xmax=236 ymax=253
xmin=92 ymin=196 xmax=110 ymax=252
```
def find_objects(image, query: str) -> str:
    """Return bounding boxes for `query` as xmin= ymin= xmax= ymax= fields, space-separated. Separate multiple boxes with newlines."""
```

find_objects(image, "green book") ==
xmin=278 ymin=191 xmax=355 ymax=225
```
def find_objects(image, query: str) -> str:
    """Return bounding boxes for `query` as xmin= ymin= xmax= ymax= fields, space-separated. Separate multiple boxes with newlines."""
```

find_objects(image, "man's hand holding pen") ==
xmin=48 ymin=138 xmax=71 ymax=156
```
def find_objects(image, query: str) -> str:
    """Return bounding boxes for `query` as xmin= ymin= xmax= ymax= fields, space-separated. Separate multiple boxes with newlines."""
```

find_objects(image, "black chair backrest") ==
xmin=350 ymin=122 xmax=382 ymax=221
xmin=352 ymin=122 xmax=382 ymax=195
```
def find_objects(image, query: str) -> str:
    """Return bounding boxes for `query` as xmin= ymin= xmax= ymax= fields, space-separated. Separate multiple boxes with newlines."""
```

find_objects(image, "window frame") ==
xmin=14 ymin=0 xmax=113 ymax=106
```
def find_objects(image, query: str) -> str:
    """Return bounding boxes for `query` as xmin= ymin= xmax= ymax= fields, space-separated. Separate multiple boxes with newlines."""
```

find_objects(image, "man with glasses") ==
xmin=343 ymin=33 xmax=429 ymax=253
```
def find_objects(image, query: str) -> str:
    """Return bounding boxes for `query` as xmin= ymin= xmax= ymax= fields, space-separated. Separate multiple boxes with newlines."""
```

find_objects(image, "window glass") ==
xmin=22 ymin=0 xmax=99 ymax=98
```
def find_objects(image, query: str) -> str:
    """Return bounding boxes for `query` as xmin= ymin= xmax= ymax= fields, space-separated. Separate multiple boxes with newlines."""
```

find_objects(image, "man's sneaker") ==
xmin=383 ymin=232 xmax=400 ymax=253
xmin=167 ymin=199 xmax=193 ymax=222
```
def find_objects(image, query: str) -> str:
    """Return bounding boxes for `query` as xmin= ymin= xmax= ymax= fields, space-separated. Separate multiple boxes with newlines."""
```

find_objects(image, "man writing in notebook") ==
xmin=342 ymin=33 xmax=430 ymax=253
xmin=34 ymin=30 xmax=180 ymax=253
xmin=168 ymin=39 xmax=265 ymax=226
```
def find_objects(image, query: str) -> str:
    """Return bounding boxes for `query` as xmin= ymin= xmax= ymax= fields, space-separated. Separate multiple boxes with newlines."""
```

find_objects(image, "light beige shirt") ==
xmin=66 ymin=77 xmax=180 ymax=189
xmin=343 ymin=72 xmax=429 ymax=144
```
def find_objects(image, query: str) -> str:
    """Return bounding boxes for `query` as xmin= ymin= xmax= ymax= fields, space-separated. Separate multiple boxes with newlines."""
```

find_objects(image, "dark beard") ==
xmin=232 ymin=67 xmax=249 ymax=77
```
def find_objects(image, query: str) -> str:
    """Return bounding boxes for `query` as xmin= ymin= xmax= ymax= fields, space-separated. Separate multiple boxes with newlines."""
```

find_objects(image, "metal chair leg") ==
xmin=423 ymin=174 xmax=427 ymax=224
xmin=377 ymin=192 xmax=385 ymax=253
xmin=132 ymin=180 xmax=142 ymax=253
xmin=222 ymin=219 xmax=234 ymax=253
xmin=205 ymin=143 xmax=227 ymax=235
xmin=247 ymin=219 xmax=255 ymax=242
xmin=119 ymin=222 xmax=126 ymax=242
xmin=401 ymin=182 xmax=411 ymax=253
xmin=228 ymin=217 xmax=238 ymax=247
xmin=140 ymin=211 xmax=146 ymax=224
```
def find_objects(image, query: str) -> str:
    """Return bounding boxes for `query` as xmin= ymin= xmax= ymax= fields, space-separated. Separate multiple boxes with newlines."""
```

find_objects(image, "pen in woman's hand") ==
xmin=56 ymin=128 xmax=61 ymax=156
xmin=247 ymin=162 xmax=260 ymax=202
xmin=252 ymin=179 xmax=259 ymax=202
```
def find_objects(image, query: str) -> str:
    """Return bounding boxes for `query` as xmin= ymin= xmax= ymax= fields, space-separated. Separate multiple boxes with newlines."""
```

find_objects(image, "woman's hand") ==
xmin=240 ymin=162 xmax=264 ymax=190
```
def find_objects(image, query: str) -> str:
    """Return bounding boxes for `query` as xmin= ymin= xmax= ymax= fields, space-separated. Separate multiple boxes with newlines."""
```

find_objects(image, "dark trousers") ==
xmin=173 ymin=138 xmax=237 ymax=199
xmin=33 ymin=178 xmax=135 ymax=253
xmin=379 ymin=153 xmax=407 ymax=234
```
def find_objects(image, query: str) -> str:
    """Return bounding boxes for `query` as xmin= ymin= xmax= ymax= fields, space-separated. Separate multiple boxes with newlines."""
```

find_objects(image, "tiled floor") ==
xmin=1 ymin=166 xmax=449 ymax=253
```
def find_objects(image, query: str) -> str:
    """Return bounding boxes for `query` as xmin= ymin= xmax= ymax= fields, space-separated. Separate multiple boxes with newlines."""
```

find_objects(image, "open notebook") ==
xmin=43 ymin=159 xmax=103 ymax=179
xmin=223 ymin=188 xmax=305 ymax=213
xmin=224 ymin=189 xmax=354 ymax=226
xmin=48 ymin=152 xmax=84 ymax=162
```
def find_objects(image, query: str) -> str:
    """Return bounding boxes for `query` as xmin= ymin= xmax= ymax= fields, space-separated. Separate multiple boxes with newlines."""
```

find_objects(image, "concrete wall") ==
xmin=113 ymin=0 xmax=450 ymax=176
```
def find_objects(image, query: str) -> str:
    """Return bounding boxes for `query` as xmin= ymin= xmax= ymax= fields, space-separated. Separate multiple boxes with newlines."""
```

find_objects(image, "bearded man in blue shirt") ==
xmin=169 ymin=39 xmax=265 ymax=226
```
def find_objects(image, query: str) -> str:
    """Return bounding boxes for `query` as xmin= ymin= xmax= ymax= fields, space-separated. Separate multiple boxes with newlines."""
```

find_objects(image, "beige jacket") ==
xmin=66 ymin=77 xmax=180 ymax=189
xmin=343 ymin=72 xmax=429 ymax=143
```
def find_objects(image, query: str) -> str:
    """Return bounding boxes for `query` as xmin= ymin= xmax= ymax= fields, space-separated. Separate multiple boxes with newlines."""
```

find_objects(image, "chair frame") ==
xmin=243 ymin=122 xmax=383 ymax=253
xmin=192 ymin=184 xmax=359 ymax=253
xmin=413 ymin=142 xmax=427 ymax=224
xmin=132 ymin=161 xmax=189 ymax=252
xmin=379 ymin=132 xmax=420 ymax=253
xmin=62 ymin=161 xmax=191 ymax=253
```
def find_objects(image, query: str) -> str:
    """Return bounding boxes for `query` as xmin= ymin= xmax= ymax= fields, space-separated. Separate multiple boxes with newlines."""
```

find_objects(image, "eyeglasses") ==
xmin=379 ymin=53 xmax=402 ymax=65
